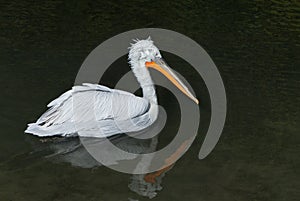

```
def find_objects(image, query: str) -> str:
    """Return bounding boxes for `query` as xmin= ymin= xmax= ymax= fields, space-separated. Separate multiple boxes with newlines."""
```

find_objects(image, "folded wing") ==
xmin=25 ymin=83 xmax=150 ymax=137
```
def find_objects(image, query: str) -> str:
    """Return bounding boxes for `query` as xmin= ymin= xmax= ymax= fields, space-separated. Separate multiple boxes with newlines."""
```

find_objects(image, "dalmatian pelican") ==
xmin=25 ymin=38 xmax=198 ymax=137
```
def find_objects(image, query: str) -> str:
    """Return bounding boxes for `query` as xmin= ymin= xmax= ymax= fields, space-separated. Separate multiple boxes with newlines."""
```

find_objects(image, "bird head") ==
xmin=128 ymin=37 xmax=199 ymax=105
xmin=128 ymin=37 xmax=161 ymax=64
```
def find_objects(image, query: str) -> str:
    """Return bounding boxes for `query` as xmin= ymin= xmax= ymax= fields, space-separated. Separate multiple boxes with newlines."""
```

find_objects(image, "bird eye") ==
xmin=140 ymin=52 xmax=145 ymax=58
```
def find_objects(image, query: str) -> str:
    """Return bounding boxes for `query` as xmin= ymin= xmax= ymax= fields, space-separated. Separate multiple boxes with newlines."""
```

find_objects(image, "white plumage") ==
xmin=25 ymin=38 xmax=198 ymax=138
xmin=26 ymin=83 xmax=152 ymax=137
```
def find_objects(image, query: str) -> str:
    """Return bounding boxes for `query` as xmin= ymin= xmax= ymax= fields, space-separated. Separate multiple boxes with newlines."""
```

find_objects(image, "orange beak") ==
xmin=145 ymin=59 xmax=199 ymax=104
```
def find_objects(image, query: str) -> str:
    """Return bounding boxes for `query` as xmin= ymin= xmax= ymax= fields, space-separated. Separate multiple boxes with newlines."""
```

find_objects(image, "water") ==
xmin=0 ymin=1 xmax=299 ymax=200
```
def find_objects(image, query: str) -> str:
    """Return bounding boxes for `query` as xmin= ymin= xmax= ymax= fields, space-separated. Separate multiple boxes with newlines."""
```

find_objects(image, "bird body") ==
xmin=25 ymin=38 xmax=198 ymax=138
xmin=25 ymin=83 xmax=156 ymax=137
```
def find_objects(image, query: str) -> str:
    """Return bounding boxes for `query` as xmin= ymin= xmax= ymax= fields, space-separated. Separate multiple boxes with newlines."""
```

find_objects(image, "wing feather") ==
xmin=25 ymin=84 xmax=150 ymax=137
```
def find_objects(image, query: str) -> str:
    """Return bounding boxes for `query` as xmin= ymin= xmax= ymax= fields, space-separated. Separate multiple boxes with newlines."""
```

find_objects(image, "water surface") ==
xmin=0 ymin=1 xmax=299 ymax=200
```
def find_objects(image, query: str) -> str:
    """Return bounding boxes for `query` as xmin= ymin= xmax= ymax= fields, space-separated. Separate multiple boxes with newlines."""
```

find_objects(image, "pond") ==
xmin=0 ymin=1 xmax=299 ymax=201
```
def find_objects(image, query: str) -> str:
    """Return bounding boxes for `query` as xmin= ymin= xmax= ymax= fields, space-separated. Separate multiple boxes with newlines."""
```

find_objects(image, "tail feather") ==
xmin=25 ymin=88 xmax=75 ymax=137
xmin=25 ymin=101 xmax=75 ymax=137
xmin=25 ymin=122 xmax=76 ymax=137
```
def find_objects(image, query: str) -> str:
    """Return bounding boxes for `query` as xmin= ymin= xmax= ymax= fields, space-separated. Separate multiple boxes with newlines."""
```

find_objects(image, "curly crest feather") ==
xmin=128 ymin=37 xmax=161 ymax=66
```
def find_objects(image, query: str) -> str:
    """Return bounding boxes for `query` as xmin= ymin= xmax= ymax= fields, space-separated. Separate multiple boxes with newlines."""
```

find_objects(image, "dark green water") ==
xmin=0 ymin=1 xmax=299 ymax=200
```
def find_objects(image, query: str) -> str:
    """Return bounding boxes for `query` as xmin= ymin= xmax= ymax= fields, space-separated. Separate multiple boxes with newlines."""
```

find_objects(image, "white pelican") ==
xmin=25 ymin=38 xmax=198 ymax=137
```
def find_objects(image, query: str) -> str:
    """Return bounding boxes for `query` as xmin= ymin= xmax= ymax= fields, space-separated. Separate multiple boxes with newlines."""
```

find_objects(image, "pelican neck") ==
xmin=131 ymin=60 xmax=158 ymax=104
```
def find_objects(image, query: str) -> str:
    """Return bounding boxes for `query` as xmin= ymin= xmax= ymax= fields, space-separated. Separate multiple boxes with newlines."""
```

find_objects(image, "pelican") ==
xmin=25 ymin=38 xmax=198 ymax=138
